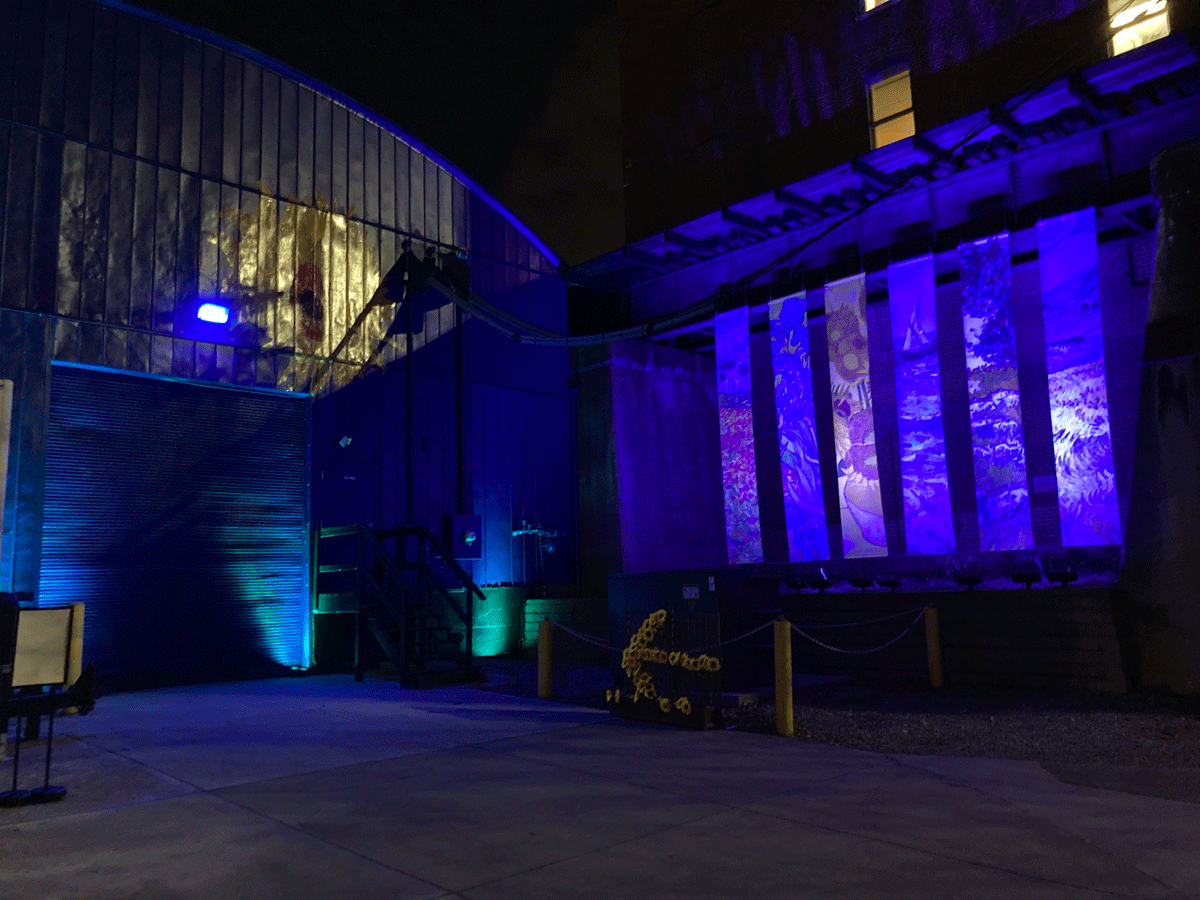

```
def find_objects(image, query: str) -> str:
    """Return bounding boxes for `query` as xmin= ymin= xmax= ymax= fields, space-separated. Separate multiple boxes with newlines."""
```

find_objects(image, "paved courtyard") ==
xmin=1 ymin=675 xmax=1197 ymax=899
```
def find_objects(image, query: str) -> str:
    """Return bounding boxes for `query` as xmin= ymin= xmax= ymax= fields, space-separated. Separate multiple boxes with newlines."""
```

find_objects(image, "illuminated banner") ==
xmin=888 ymin=255 xmax=955 ymax=554
xmin=1037 ymin=209 xmax=1121 ymax=545
xmin=960 ymin=233 xmax=1032 ymax=550
xmin=825 ymin=273 xmax=886 ymax=557
xmin=769 ymin=292 xmax=829 ymax=561
xmin=715 ymin=306 xmax=764 ymax=563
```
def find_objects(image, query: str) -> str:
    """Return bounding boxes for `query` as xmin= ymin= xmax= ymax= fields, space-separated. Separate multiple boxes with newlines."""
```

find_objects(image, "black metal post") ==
xmin=405 ymin=271 xmax=415 ymax=524
xmin=456 ymin=304 xmax=468 ymax=514
xmin=43 ymin=710 xmax=53 ymax=788
xmin=354 ymin=527 xmax=365 ymax=683
xmin=10 ymin=716 xmax=18 ymax=793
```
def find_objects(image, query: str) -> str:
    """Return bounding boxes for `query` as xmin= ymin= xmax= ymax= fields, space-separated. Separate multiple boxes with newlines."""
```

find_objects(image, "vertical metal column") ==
xmin=354 ymin=526 xmax=365 ymax=683
xmin=405 ymin=257 xmax=415 ymax=525
xmin=0 ymin=381 xmax=12 ymax=550
xmin=538 ymin=618 xmax=552 ymax=699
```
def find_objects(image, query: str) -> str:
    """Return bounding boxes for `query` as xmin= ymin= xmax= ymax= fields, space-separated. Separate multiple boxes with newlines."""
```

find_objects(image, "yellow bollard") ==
xmin=774 ymin=618 xmax=793 ymax=737
xmin=925 ymin=607 xmax=944 ymax=688
xmin=538 ymin=617 xmax=552 ymax=699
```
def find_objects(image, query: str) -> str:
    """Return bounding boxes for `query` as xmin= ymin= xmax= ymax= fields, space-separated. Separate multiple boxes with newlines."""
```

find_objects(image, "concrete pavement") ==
xmin=1 ymin=675 xmax=1196 ymax=899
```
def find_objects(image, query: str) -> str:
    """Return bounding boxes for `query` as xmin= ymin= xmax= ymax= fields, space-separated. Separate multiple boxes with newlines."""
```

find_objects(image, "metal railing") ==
xmin=374 ymin=524 xmax=486 ymax=664
xmin=318 ymin=523 xmax=486 ymax=679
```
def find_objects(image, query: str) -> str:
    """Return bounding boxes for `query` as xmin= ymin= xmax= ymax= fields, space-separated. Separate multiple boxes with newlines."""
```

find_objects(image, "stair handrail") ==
xmin=361 ymin=526 xmax=473 ymax=662
xmin=318 ymin=523 xmax=478 ymax=677
xmin=374 ymin=523 xmax=484 ymax=662
xmin=358 ymin=560 xmax=410 ymax=672
xmin=374 ymin=524 xmax=487 ymax=603
xmin=359 ymin=526 xmax=420 ymax=606
xmin=318 ymin=524 xmax=361 ymax=539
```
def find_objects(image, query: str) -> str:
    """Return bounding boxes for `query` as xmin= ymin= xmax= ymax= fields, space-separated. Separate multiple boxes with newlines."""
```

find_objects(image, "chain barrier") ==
xmin=788 ymin=605 xmax=929 ymax=630
xmin=546 ymin=604 xmax=931 ymax=657
xmin=790 ymin=605 xmax=929 ymax=655
xmin=548 ymin=620 xmax=621 ymax=651
xmin=677 ymin=618 xmax=777 ymax=655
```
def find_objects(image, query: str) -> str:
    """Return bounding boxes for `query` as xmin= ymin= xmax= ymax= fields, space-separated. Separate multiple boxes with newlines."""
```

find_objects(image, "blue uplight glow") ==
xmin=197 ymin=302 xmax=230 ymax=324
xmin=826 ymin=274 xmax=887 ymax=558
xmin=715 ymin=306 xmax=764 ymax=564
xmin=1037 ymin=209 xmax=1122 ymax=546
xmin=960 ymin=233 xmax=1033 ymax=551
xmin=39 ymin=363 xmax=312 ymax=688
xmin=888 ymin=255 xmax=956 ymax=554
xmin=768 ymin=292 xmax=830 ymax=561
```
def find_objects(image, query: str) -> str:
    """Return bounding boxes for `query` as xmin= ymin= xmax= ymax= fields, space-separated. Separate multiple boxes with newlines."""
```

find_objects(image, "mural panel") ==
xmin=715 ymin=306 xmax=763 ymax=563
xmin=825 ymin=274 xmax=886 ymax=557
xmin=768 ymin=292 xmax=829 ymax=561
xmin=960 ymin=233 xmax=1032 ymax=550
xmin=1037 ymin=209 xmax=1121 ymax=545
xmin=889 ymin=255 xmax=955 ymax=554
xmin=210 ymin=183 xmax=398 ymax=392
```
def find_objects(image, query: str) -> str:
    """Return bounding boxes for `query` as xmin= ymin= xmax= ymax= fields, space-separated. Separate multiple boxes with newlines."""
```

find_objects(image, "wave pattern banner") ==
xmin=825 ymin=274 xmax=887 ymax=557
xmin=888 ymin=256 xmax=956 ymax=554
xmin=769 ymin=292 xmax=830 ymax=561
xmin=716 ymin=306 xmax=764 ymax=563
xmin=960 ymin=233 xmax=1033 ymax=550
xmin=1037 ymin=209 xmax=1122 ymax=546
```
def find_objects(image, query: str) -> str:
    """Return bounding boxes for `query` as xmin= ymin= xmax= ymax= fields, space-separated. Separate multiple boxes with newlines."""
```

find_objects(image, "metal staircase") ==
xmin=316 ymin=523 xmax=485 ymax=688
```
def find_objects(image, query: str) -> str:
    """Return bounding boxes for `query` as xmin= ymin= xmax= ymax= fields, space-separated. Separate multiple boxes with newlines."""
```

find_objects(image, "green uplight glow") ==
xmin=454 ymin=585 xmax=526 ymax=657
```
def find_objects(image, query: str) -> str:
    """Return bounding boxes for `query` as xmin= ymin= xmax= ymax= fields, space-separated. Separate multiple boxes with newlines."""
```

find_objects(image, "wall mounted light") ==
xmin=197 ymin=302 xmax=230 ymax=324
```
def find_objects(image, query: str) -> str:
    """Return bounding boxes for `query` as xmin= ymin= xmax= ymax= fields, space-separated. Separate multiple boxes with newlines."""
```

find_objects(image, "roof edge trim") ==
xmin=99 ymin=0 xmax=561 ymax=269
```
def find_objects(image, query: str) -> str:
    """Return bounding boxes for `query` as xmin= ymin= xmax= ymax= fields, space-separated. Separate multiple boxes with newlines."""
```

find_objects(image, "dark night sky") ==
xmin=128 ymin=0 xmax=624 ymax=267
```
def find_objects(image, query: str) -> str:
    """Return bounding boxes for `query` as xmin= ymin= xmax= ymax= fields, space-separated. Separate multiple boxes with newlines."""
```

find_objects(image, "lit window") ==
xmin=863 ymin=0 xmax=893 ymax=9
xmin=1109 ymin=0 xmax=1169 ymax=56
xmin=869 ymin=70 xmax=915 ymax=149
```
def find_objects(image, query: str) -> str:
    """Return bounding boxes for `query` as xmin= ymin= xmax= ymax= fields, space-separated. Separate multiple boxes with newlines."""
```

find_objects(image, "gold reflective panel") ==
xmin=209 ymin=181 xmax=388 ymax=392
xmin=347 ymin=213 xmax=364 ymax=361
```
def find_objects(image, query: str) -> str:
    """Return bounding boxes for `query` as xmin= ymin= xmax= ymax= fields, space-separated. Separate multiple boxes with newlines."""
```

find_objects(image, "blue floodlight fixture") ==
xmin=197 ymin=302 xmax=230 ymax=324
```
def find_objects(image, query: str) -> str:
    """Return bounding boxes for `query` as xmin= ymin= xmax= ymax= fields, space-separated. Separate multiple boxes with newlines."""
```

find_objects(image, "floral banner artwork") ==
xmin=1037 ymin=209 xmax=1121 ymax=546
xmin=960 ymin=233 xmax=1033 ymax=550
xmin=888 ymin=255 xmax=956 ymax=554
xmin=769 ymin=292 xmax=829 ymax=561
xmin=825 ymin=274 xmax=887 ymax=557
xmin=715 ymin=306 xmax=764 ymax=563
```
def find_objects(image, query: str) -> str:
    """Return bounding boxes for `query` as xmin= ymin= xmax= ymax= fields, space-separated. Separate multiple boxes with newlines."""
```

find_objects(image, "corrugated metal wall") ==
xmin=0 ymin=310 xmax=50 ymax=594
xmin=39 ymin=363 xmax=310 ymax=691
xmin=0 ymin=0 xmax=573 ymax=608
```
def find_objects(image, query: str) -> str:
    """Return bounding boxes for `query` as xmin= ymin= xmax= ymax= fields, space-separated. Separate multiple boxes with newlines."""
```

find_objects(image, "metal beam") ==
xmin=663 ymin=229 xmax=715 ymax=255
xmin=989 ymin=106 xmax=1028 ymax=146
xmin=721 ymin=208 xmax=773 ymax=236
xmin=850 ymin=157 xmax=898 ymax=191
xmin=774 ymin=188 xmax=823 ymax=219
xmin=1067 ymin=72 xmax=1105 ymax=125
xmin=623 ymin=246 xmax=674 ymax=272
xmin=913 ymin=134 xmax=957 ymax=169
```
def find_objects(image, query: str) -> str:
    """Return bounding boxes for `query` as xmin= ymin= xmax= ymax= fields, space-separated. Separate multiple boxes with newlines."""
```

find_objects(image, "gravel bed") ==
xmin=477 ymin=658 xmax=1200 ymax=768
xmin=722 ymin=679 xmax=1200 ymax=767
